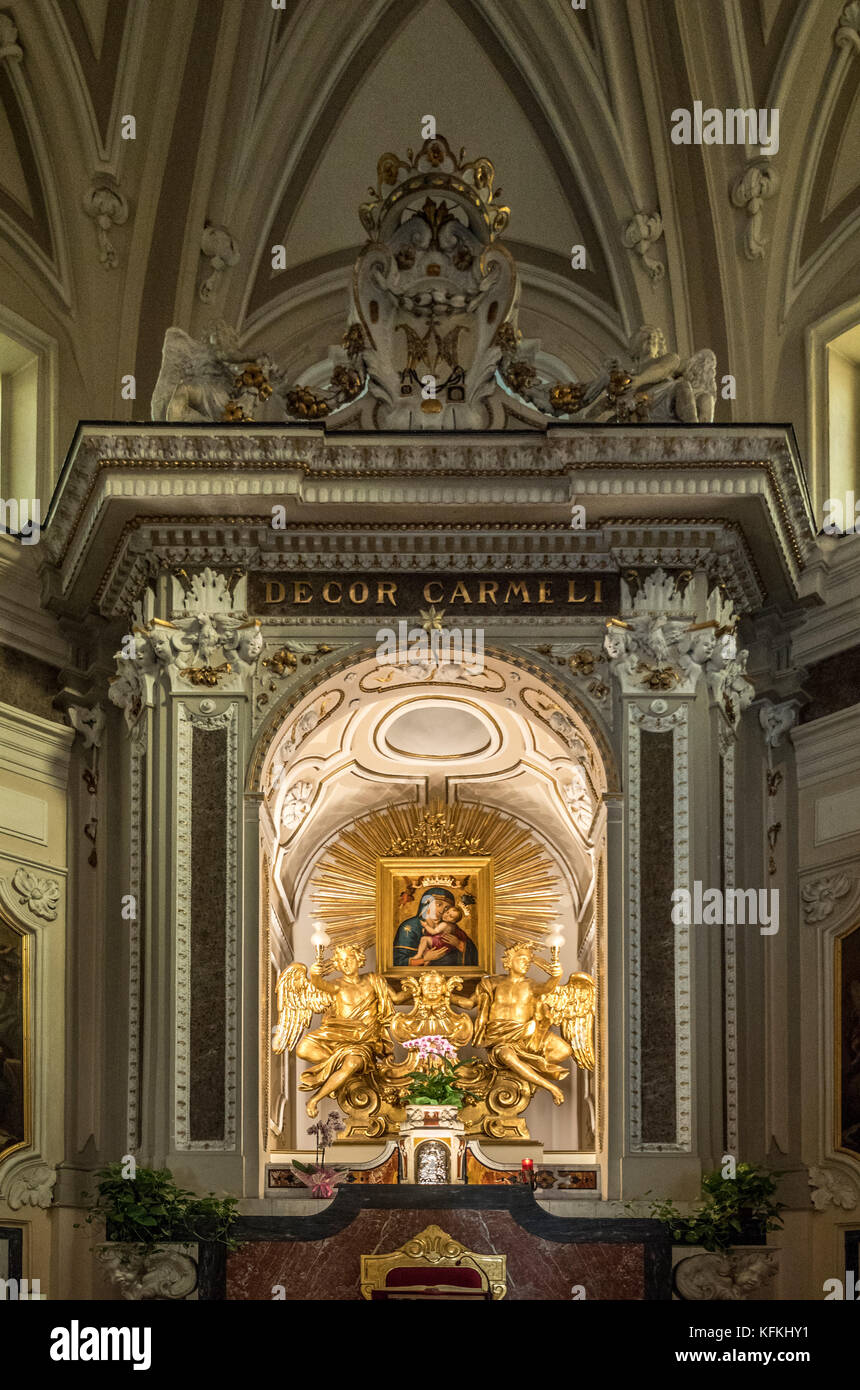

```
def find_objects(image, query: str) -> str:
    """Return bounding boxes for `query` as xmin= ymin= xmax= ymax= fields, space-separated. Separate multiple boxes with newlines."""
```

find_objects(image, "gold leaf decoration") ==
xmin=311 ymin=800 xmax=559 ymax=955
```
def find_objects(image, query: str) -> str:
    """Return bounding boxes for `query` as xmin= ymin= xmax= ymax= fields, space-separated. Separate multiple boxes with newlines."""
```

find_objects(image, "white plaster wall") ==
xmin=0 ymin=704 xmax=73 ymax=1299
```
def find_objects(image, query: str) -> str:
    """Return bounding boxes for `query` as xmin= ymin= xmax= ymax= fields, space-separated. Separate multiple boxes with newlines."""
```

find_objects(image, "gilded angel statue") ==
xmin=273 ymin=942 xmax=402 ymax=1117
xmin=539 ymin=969 xmax=596 ymax=1073
xmin=473 ymin=942 xmax=595 ymax=1107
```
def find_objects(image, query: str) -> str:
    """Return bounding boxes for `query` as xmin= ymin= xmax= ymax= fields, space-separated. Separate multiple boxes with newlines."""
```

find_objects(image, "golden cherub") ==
xmin=473 ymin=942 xmax=595 ymax=1106
xmin=274 ymin=942 xmax=407 ymax=1117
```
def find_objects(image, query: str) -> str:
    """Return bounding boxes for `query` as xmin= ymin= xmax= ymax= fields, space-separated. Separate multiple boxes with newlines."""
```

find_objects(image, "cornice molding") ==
xmin=43 ymin=425 xmax=814 ymax=623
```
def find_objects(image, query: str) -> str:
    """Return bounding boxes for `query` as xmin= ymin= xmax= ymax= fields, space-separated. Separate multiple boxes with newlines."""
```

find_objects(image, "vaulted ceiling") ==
xmin=1 ymin=0 xmax=859 ymax=473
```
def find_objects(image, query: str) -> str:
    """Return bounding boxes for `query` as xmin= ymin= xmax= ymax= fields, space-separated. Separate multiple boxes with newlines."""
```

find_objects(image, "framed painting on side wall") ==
xmin=0 ymin=910 xmax=29 ymax=1163
xmin=836 ymin=921 xmax=860 ymax=1158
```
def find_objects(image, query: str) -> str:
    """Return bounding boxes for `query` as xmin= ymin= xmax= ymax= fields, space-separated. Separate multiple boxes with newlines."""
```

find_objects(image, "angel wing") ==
xmin=272 ymin=963 xmax=330 ymax=1055
xmin=541 ymin=972 xmax=595 ymax=1071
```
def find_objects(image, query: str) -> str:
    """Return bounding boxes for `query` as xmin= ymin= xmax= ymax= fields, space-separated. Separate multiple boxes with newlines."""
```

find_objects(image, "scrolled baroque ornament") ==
xmin=82 ymin=174 xmax=129 ymax=269
xmin=622 ymin=211 xmax=665 ymax=282
xmin=273 ymin=945 xmax=595 ymax=1140
xmin=674 ymin=1250 xmax=779 ymax=1301
xmin=801 ymin=873 xmax=853 ymax=923
xmin=808 ymin=1165 xmax=859 ymax=1211
xmin=198 ymin=222 xmax=239 ymax=303
xmin=602 ymin=567 xmax=754 ymax=725
xmin=279 ymin=781 xmax=315 ymax=835
xmin=151 ymin=134 xmax=717 ymax=431
xmin=835 ymin=2 xmax=860 ymax=54
xmin=108 ymin=570 xmax=263 ymax=721
xmin=759 ymin=700 xmax=798 ymax=749
xmin=730 ymin=160 xmax=779 ymax=261
xmin=0 ymin=12 xmax=23 ymax=62
xmin=4 ymin=1160 xmax=57 ymax=1210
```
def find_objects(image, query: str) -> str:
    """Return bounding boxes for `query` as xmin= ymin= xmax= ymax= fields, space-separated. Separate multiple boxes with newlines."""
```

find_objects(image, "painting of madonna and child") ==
xmin=376 ymin=857 xmax=492 ymax=977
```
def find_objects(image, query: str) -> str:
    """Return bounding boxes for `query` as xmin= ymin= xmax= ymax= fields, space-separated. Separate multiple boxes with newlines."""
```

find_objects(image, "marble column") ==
xmin=108 ymin=568 xmax=261 ymax=1192
xmin=604 ymin=569 xmax=754 ymax=1198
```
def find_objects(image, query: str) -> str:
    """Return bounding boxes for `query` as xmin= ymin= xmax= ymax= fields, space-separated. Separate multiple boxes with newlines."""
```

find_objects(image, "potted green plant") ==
xmin=80 ymin=1162 xmax=239 ymax=1300
xmin=649 ymin=1162 xmax=784 ymax=1253
xmin=647 ymin=1162 xmax=784 ymax=1301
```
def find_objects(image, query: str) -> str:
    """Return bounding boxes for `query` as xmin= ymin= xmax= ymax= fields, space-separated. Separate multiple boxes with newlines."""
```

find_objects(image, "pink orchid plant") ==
xmin=402 ymin=1036 xmax=473 ymax=1109
xmin=291 ymin=1109 xmax=350 ymax=1197
xmin=403 ymin=1034 xmax=459 ymax=1068
xmin=290 ymin=1165 xmax=350 ymax=1200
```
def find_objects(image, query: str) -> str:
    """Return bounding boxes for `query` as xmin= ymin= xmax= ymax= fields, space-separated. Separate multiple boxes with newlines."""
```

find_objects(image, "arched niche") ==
xmin=252 ymin=647 xmax=615 ymax=1158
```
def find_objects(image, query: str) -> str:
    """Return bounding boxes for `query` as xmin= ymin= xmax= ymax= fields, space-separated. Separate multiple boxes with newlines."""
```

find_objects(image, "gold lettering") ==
xmin=504 ymin=581 xmax=530 ymax=604
xmin=593 ymin=578 xmax=603 ymax=603
xmin=538 ymin=579 xmax=552 ymax=604
xmin=478 ymin=581 xmax=498 ymax=605
xmin=377 ymin=580 xmax=397 ymax=606
xmin=567 ymin=579 xmax=586 ymax=603
xmin=349 ymin=581 xmax=369 ymax=604
xmin=293 ymin=581 xmax=313 ymax=604
xmin=264 ymin=581 xmax=286 ymax=605
xmin=423 ymin=581 xmax=444 ymax=603
xmin=322 ymin=581 xmax=342 ymax=604
xmin=449 ymin=580 xmax=472 ymax=603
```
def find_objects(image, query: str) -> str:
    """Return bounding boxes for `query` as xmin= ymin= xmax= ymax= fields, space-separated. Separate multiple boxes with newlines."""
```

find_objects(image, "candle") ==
xmin=310 ymin=922 xmax=331 ymax=958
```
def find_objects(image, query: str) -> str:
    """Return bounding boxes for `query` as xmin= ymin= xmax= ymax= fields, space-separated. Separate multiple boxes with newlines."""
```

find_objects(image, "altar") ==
xmin=199 ymin=1186 xmax=671 ymax=1301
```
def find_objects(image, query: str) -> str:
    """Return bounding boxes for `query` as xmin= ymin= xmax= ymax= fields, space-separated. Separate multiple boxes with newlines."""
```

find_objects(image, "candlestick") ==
xmin=310 ymin=921 xmax=331 ymax=961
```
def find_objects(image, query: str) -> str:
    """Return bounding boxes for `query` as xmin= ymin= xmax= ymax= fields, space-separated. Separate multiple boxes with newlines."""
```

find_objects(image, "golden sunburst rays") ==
xmin=310 ymin=800 xmax=560 ymax=956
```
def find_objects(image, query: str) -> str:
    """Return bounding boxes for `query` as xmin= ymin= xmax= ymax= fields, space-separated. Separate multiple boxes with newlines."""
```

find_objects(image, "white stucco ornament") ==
xmin=11 ymin=866 xmax=60 ymax=921
xmin=5 ymin=1161 xmax=57 ymax=1210
xmin=151 ymin=135 xmax=717 ymax=431
xmin=808 ymin=1165 xmax=858 ymax=1211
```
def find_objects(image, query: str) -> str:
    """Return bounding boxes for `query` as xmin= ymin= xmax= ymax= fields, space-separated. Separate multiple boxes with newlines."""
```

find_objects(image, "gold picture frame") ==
xmin=377 ymin=855 xmax=493 ymax=977
xmin=0 ymin=907 xmax=31 ymax=1164
xmin=835 ymin=920 xmax=860 ymax=1159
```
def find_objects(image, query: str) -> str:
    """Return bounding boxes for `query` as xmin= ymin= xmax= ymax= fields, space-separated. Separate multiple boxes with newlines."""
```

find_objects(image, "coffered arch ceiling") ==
xmin=0 ymin=0 xmax=858 ymax=461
